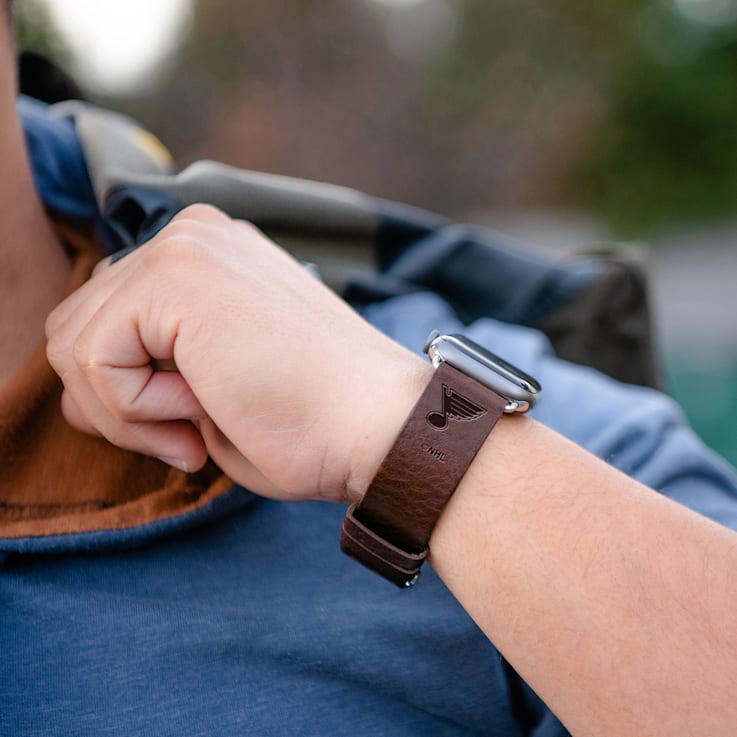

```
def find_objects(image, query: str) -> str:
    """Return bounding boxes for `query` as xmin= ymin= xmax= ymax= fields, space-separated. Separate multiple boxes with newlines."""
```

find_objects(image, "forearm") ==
xmin=430 ymin=414 xmax=737 ymax=737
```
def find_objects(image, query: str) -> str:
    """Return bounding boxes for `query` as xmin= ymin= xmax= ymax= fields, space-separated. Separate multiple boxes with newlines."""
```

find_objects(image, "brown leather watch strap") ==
xmin=341 ymin=361 xmax=507 ymax=587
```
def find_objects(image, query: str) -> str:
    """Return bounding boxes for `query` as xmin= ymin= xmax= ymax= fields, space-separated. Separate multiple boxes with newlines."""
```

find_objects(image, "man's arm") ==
xmin=431 ymin=414 xmax=737 ymax=736
xmin=46 ymin=205 xmax=737 ymax=736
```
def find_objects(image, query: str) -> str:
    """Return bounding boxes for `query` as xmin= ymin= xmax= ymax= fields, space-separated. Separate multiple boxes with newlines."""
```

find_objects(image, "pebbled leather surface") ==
xmin=341 ymin=363 xmax=507 ymax=586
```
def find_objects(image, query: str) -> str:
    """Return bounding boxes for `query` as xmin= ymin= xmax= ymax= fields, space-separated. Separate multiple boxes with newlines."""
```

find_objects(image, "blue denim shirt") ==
xmin=3 ymin=97 xmax=736 ymax=737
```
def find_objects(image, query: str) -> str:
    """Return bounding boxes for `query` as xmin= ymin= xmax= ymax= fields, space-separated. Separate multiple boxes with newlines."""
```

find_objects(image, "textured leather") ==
xmin=341 ymin=362 xmax=507 ymax=587
xmin=342 ymin=507 xmax=428 ymax=587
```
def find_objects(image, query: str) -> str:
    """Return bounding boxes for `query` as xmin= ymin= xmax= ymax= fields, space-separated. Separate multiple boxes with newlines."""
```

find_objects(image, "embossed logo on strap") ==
xmin=425 ymin=384 xmax=487 ymax=430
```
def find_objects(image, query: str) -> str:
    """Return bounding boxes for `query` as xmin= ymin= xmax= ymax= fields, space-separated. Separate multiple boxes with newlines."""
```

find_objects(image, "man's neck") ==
xmin=0 ymin=107 xmax=72 ymax=387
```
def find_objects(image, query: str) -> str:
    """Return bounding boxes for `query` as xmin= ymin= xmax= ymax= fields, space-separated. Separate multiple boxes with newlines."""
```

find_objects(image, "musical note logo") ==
xmin=426 ymin=384 xmax=487 ymax=430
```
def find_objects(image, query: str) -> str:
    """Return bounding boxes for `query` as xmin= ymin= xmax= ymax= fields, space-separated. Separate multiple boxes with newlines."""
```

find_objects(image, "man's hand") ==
xmin=46 ymin=205 xmax=429 ymax=503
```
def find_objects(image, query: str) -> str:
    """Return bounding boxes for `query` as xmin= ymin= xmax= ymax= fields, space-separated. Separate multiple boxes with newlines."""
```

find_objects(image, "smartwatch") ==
xmin=340 ymin=330 xmax=541 ymax=587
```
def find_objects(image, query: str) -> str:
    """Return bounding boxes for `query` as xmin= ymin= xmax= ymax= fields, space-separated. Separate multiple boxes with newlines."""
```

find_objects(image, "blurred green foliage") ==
xmin=420 ymin=0 xmax=737 ymax=233
xmin=581 ymin=0 xmax=737 ymax=233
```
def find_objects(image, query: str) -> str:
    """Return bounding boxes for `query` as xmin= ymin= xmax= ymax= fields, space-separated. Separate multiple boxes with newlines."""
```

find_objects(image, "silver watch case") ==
xmin=423 ymin=331 xmax=541 ymax=413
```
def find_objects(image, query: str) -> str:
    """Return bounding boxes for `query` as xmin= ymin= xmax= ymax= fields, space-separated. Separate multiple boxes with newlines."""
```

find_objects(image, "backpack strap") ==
xmin=52 ymin=101 xmax=661 ymax=389
xmin=52 ymin=101 xmax=445 ymax=251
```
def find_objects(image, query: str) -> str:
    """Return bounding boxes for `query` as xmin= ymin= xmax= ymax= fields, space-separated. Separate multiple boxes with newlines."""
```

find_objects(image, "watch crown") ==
xmin=422 ymin=330 xmax=441 ymax=355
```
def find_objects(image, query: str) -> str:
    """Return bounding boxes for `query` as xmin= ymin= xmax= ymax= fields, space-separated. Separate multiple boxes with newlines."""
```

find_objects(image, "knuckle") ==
xmin=175 ymin=203 xmax=228 ymax=225
xmin=45 ymin=334 xmax=66 ymax=370
xmin=71 ymin=337 xmax=91 ymax=370
xmin=91 ymin=256 xmax=112 ymax=277
xmin=112 ymin=402 xmax=139 ymax=424
xmin=233 ymin=218 xmax=261 ymax=237
xmin=44 ymin=309 xmax=60 ymax=341
xmin=60 ymin=392 xmax=92 ymax=433
xmin=148 ymin=222 xmax=218 ymax=267
xmin=144 ymin=231 xmax=200 ymax=270
xmin=101 ymin=424 xmax=127 ymax=449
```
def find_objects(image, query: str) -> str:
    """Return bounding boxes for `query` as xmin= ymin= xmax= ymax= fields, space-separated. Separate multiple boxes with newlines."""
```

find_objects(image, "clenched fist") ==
xmin=46 ymin=205 xmax=430 ymax=503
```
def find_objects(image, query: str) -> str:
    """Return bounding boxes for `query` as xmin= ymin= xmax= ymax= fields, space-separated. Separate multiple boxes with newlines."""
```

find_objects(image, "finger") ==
xmin=89 ymin=364 xmax=205 ymax=423
xmin=49 ymin=206 xmax=233 ymax=341
xmin=63 ymin=360 xmax=207 ymax=471
xmin=47 ymin=241 xmax=165 ymax=386
xmin=57 ymin=272 xmax=205 ymax=425
xmin=49 ymin=304 xmax=137 ymax=448
xmin=46 ymin=271 xmax=129 ymax=386
xmin=68 ymin=275 xmax=179 ymax=392
xmin=45 ymin=250 xmax=136 ymax=339
xmin=109 ymin=242 xmax=147 ymax=265
xmin=172 ymin=203 xmax=232 ymax=227
xmin=113 ymin=419 xmax=208 ymax=472
xmin=67 ymin=364 xmax=208 ymax=469
xmin=60 ymin=389 xmax=103 ymax=437
xmin=91 ymin=254 xmax=113 ymax=276
xmin=91 ymin=416 xmax=208 ymax=472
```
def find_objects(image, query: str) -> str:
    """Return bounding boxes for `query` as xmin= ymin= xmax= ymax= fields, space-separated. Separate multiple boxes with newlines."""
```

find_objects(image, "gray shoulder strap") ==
xmin=51 ymin=100 xmax=379 ymax=243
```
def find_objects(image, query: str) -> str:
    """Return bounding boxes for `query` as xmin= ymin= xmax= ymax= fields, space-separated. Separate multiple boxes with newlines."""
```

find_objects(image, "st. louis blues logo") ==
xmin=426 ymin=384 xmax=487 ymax=430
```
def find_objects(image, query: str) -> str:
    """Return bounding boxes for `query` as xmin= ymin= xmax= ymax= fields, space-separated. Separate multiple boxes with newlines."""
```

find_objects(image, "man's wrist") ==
xmin=340 ymin=346 xmax=513 ymax=587
xmin=343 ymin=353 xmax=433 ymax=505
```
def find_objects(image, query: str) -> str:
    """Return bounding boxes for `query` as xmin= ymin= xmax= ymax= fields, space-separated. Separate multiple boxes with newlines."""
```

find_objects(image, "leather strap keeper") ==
xmin=341 ymin=361 xmax=507 ymax=587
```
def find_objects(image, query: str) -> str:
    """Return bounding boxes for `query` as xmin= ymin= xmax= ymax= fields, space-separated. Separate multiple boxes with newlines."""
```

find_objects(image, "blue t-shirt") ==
xmin=3 ymin=98 xmax=737 ymax=737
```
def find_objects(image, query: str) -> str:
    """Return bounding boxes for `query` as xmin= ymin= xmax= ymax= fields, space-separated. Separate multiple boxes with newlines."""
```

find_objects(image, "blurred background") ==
xmin=15 ymin=0 xmax=737 ymax=465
